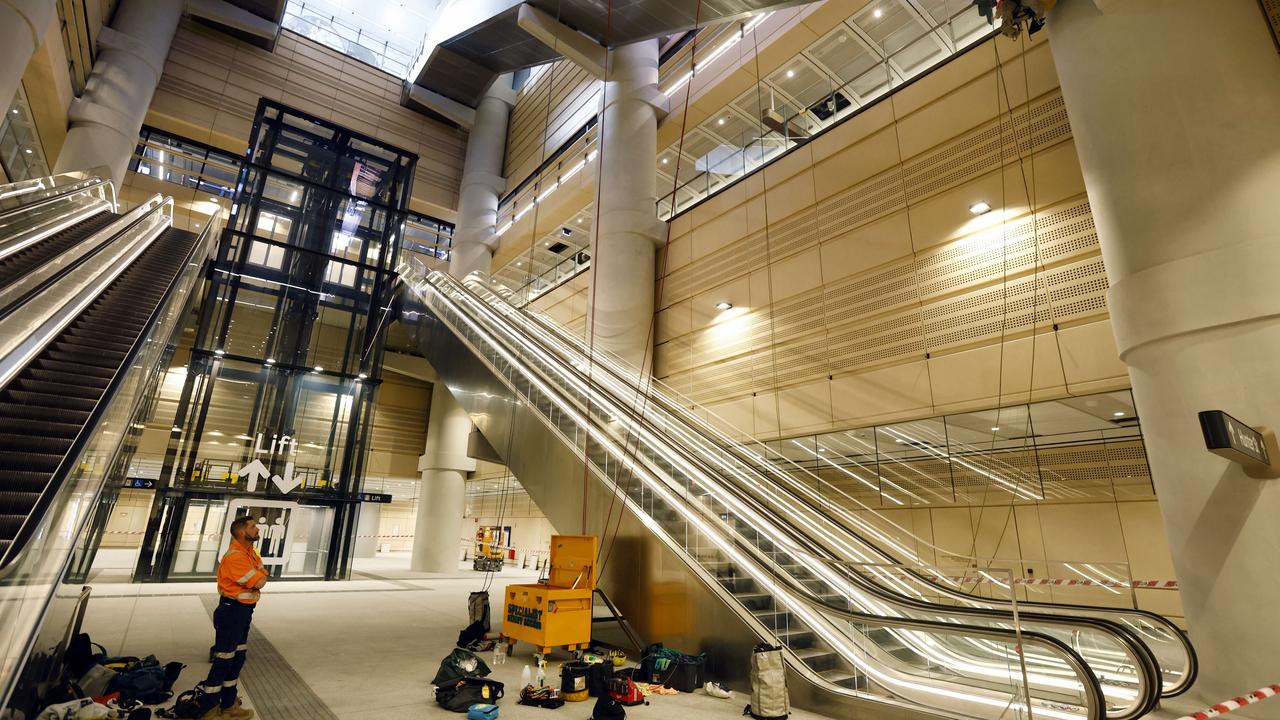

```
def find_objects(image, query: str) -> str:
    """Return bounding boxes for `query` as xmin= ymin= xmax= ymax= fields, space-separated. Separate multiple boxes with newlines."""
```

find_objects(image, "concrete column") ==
xmin=448 ymin=74 xmax=515 ymax=279
xmin=1049 ymin=0 xmax=1280 ymax=701
xmin=410 ymin=382 xmax=476 ymax=572
xmin=0 ymin=0 xmax=56 ymax=113
xmin=587 ymin=38 xmax=665 ymax=372
xmin=52 ymin=0 xmax=183 ymax=188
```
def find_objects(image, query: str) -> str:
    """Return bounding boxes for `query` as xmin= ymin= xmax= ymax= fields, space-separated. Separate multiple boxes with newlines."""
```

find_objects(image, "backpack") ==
xmin=432 ymin=648 xmax=491 ymax=687
xmin=457 ymin=620 xmax=486 ymax=649
xmin=468 ymin=591 xmax=491 ymax=632
xmin=609 ymin=676 xmax=647 ymax=707
xmin=435 ymin=678 xmax=504 ymax=712
xmin=586 ymin=661 xmax=613 ymax=697
xmin=109 ymin=664 xmax=171 ymax=704
xmin=65 ymin=634 xmax=107 ymax=679
xmin=590 ymin=695 xmax=625 ymax=720
xmin=743 ymin=644 xmax=789 ymax=719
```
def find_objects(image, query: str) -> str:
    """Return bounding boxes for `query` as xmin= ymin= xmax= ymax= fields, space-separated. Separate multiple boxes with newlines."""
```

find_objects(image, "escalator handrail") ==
xmin=417 ymin=270 xmax=1162 ymax=718
xmin=477 ymin=278 xmax=1197 ymax=699
xmin=0 ymin=177 xmax=116 ymax=222
xmin=0 ymin=213 xmax=217 ymax=573
xmin=401 ymin=270 xmax=1109 ymax=720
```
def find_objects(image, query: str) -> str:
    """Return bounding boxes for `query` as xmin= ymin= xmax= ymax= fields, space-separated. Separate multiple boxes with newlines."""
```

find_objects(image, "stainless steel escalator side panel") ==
xmin=399 ymin=290 xmax=953 ymax=720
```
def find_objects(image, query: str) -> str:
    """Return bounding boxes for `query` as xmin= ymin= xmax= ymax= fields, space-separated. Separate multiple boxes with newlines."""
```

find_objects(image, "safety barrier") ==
xmin=1176 ymin=684 xmax=1280 ymax=720
xmin=922 ymin=574 xmax=1180 ymax=590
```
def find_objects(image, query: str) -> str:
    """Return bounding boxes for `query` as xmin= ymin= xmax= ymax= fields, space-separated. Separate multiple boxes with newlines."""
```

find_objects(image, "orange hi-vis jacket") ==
xmin=217 ymin=540 xmax=268 ymax=604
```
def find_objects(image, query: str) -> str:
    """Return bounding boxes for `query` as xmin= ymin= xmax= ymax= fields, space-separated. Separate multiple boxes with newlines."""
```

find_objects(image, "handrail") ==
xmin=421 ymin=268 xmax=1160 ymax=718
xmin=469 ymin=275 xmax=1194 ymax=700
xmin=0 ymin=177 xmax=116 ymax=222
xmin=402 ymin=262 xmax=1108 ymax=720
xmin=0 ymin=207 xmax=216 ymax=571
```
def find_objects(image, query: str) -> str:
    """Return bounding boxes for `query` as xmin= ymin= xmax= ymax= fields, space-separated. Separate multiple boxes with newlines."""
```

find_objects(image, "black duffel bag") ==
xmin=435 ymin=677 xmax=505 ymax=712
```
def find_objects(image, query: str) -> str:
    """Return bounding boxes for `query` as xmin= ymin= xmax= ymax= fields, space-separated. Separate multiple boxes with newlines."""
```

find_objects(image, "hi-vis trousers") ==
xmin=201 ymin=596 xmax=254 ymax=710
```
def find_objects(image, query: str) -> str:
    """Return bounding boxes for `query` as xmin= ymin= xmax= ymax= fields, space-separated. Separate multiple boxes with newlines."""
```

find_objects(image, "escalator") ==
xmin=0 ymin=174 xmax=220 ymax=712
xmin=397 ymin=260 xmax=1196 ymax=720
xmin=463 ymin=276 xmax=1198 ymax=703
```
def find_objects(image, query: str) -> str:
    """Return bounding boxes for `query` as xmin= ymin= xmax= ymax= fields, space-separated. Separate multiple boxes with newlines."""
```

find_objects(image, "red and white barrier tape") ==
xmin=1177 ymin=684 xmax=1280 ymax=720
xmin=922 ymin=574 xmax=1179 ymax=590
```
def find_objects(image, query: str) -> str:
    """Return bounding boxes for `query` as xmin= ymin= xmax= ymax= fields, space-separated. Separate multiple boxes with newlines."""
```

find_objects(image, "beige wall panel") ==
xmin=664 ymin=233 xmax=693 ymax=273
xmin=691 ymin=202 xmax=750 ymax=261
xmin=807 ymin=101 xmax=895 ymax=169
xmin=1057 ymin=319 xmax=1129 ymax=389
xmin=777 ymin=379 xmax=833 ymax=433
xmin=1039 ymin=504 xmax=1127 ymax=563
xmin=768 ymin=246 xmax=823 ymax=301
xmin=895 ymin=70 xmax=1001 ymax=162
xmin=691 ymin=275 xmax=751 ymax=332
xmin=748 ymin=267 xmax=772 ymax=308
xmin=926 ymin=343 xmax=1002 ymax=409
xmin=893 ymin=38 xmax=998 ymax=119
xmin=996 ymin=330 xmax=1070 ymax=402
xmin=819 ymin=210 xmax=914 ymax=284
xmin=703 ymin=396 xmax=757 ymax=438
xmin=1029 ymin=139 xmax=1087 ymax=207
xmin=811 ymin=125 xmax=902 ymax=203
xmin=752 ymin=391 xmax=781 ymax=437
xmin=829 ymin=361 xmax=934 ymax=425
xmin=762 ymin=140 xmax=814 ymax=189
xmin=656 ymin=299 xmax=693 ymax=344
xmin=762 ymin=171 xmax=816 ymax=229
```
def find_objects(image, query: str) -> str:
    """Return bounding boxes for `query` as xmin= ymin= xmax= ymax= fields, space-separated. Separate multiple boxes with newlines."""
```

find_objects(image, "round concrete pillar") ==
xmin=449 ymin=79 xmax=514 ymax=279
xmin=0 ymin=0 xmax=55 ymax=114
xmin=53 ymin=0 xmax=183 ymax=188
xmin=588 ymin=38 xmax=664 ymax=372
xmin=410 ymin=382 xmax=476 ymax=572
xmin=1049 ymin=0 xmax=1280 ymax=700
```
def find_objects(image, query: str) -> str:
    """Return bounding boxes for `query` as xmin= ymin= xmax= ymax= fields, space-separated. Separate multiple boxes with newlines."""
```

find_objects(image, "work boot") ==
xmin=221 ymin=699 xmax=255 ymax=720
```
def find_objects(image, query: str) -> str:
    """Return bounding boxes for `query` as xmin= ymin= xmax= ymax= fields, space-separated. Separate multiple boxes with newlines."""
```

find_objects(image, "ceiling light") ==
xmin=171 ymin=426 xmax=181 ymax=433
xmin=24 ymin=149 xmax=32 ymax=155
xmin=873 ymin=8 xmax=883 ymax=18
xmin=10 ymin=109 xmax=16 ymax=115
xmin=357 ymin=373 xmax=368 ymax=381
xmin=661 ymin=158 xmax=668 ymax=164
xmin=213 ymin=349 xmax=225 ymax=356
xmin=1113 ymin=411 xmax=1126 ymax=417
xmin=786 ymin=69 xmax=795 ymax=78
xmin=715 ymin=301 xmax=733 ymax=310
xmin=969 ymin=200 xmax=992 ymax=215
xmin=717 ymin=117 xmax=725 ymax=125
xmin=991 ymin=427 xmax=1000 ymax=432
xmin=265 ymin=358 xmax=275 ymax=365
xmin=314 ymin=365 xmax=324 ymax=372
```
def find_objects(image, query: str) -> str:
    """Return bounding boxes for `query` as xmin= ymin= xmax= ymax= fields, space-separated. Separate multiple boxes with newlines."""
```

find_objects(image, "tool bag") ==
xmin=667 ymin=653 xmax=706 ymax=693
xmin=560 ymin=661 xmax=591 ymax=698
xmin=468 ymin=591 xmax=491 ymax=632
xmin=744 ymin=644 xmax=789 ymax=719
xmin=609 ymin=676 xmax=647 ymax=707
xmin=466 ymin=703 xmax=499 ymax=720
xmin=586 ymin=661 xmax=614 ymax=697
xmin=518 ymin=684 xmax=565 ymax=709
xmin=435 ymin=678 xmax=504 ymax=712
xmin=590 ymin=695 xmax=626 ymax=720
xmin=432 ymin=648 xmax=492 ymax=686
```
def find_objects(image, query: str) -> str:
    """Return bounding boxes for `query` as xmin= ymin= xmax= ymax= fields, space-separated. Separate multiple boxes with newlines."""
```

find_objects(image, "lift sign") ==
xmin=507 ymin=604 xmax=543 ymax=630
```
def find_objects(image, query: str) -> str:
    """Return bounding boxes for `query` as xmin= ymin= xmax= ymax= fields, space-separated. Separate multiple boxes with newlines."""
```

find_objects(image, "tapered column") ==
xmin=587 ymin=38 xmax=665 ymax=372
xmin=53 ymin=0 xmax=183 ymax=188
xmin=410 ymin=382 xmax=476 ymax=572
xmin=1049 ymin=0 xmax=1280 ymax=700
xmin=448 ymin=75 xmax=515 ymax=279
xmin=0 ymin=0 xmax=56 ymax=113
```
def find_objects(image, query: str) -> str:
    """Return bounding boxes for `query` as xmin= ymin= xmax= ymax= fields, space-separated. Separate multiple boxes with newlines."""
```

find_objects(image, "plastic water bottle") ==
xmin=521 ymin=664 xmax=532 ymax=687
xmin=492 ymin=642 xmax=503 ymax=667
xmin=535 ymin=657 xmax=546 ymax=687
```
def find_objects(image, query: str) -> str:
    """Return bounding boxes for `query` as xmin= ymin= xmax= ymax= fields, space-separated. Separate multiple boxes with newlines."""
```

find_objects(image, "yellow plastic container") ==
xmin=503 ymin=535 xmax=597 ymax=655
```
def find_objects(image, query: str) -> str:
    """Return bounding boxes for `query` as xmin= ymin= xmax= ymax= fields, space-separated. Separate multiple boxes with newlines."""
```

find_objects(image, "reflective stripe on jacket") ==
xmin=217 ymin=541 xmax=267 ymax=604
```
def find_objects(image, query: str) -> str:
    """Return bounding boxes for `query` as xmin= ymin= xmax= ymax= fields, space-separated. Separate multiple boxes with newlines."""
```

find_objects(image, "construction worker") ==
xmin=199 ymin=515 xmax=268 ymax=719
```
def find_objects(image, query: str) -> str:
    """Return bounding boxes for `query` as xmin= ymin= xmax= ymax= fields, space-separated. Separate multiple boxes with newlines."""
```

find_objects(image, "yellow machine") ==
xmin=503 ymin=535 xmax=596 ymax=655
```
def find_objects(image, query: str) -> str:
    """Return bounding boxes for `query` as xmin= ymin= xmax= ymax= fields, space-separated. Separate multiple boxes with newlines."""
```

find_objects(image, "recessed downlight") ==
xmin=1113 ymin=411 xmax=1126 ymax=417
xmin=358 ymin=372 xmax=368 ymax=380
xmin=991 ymin=427 xmax=1000 ymax=432
xmin=969 ymin=200 xmax=992 ymax=215
xmin=213 ymin=349 xmax=225 ymax=356
xmin=265 ymin=358 xmax=275 ymax=365
xmin=715 ymin=301 xmax=733 ymax=310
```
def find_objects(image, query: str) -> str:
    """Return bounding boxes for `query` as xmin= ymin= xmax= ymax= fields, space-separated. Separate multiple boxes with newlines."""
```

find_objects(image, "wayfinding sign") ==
xmin=1198 ymin=410 xmax=1279 ymax=478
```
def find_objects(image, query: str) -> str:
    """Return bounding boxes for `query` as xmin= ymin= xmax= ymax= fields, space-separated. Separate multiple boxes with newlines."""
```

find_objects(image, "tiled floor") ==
xmin=79 ymin=554 xmax=836 ymax=720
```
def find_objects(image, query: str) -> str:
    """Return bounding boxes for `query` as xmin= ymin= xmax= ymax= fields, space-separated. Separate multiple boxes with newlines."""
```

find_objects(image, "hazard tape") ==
xmin=1177 ymin=684 xmax=1280 ymax=720
xmin=922 ymin=574 xmax=1179 ymax=590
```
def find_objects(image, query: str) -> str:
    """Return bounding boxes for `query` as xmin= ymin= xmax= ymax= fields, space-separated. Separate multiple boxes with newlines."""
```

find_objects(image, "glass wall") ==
xmin=133 ymin=101 xmax=424 ymax=581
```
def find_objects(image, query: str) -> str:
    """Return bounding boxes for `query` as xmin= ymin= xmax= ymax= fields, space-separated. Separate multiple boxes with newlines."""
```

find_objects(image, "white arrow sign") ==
xmin=238 ymin=459 xmax=270 ymax=493
xmin=271 ymin=461 xmax=301 ymax=494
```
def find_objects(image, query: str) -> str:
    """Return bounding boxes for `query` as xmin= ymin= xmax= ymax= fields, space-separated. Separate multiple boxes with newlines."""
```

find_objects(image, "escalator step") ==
xmin=0 ymin=226 xmax=201 ymax=558
xmin=0 ymin=417 xmax=83 ymax=438
xmin=0 ymin=211 xmax=118 ymax=289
